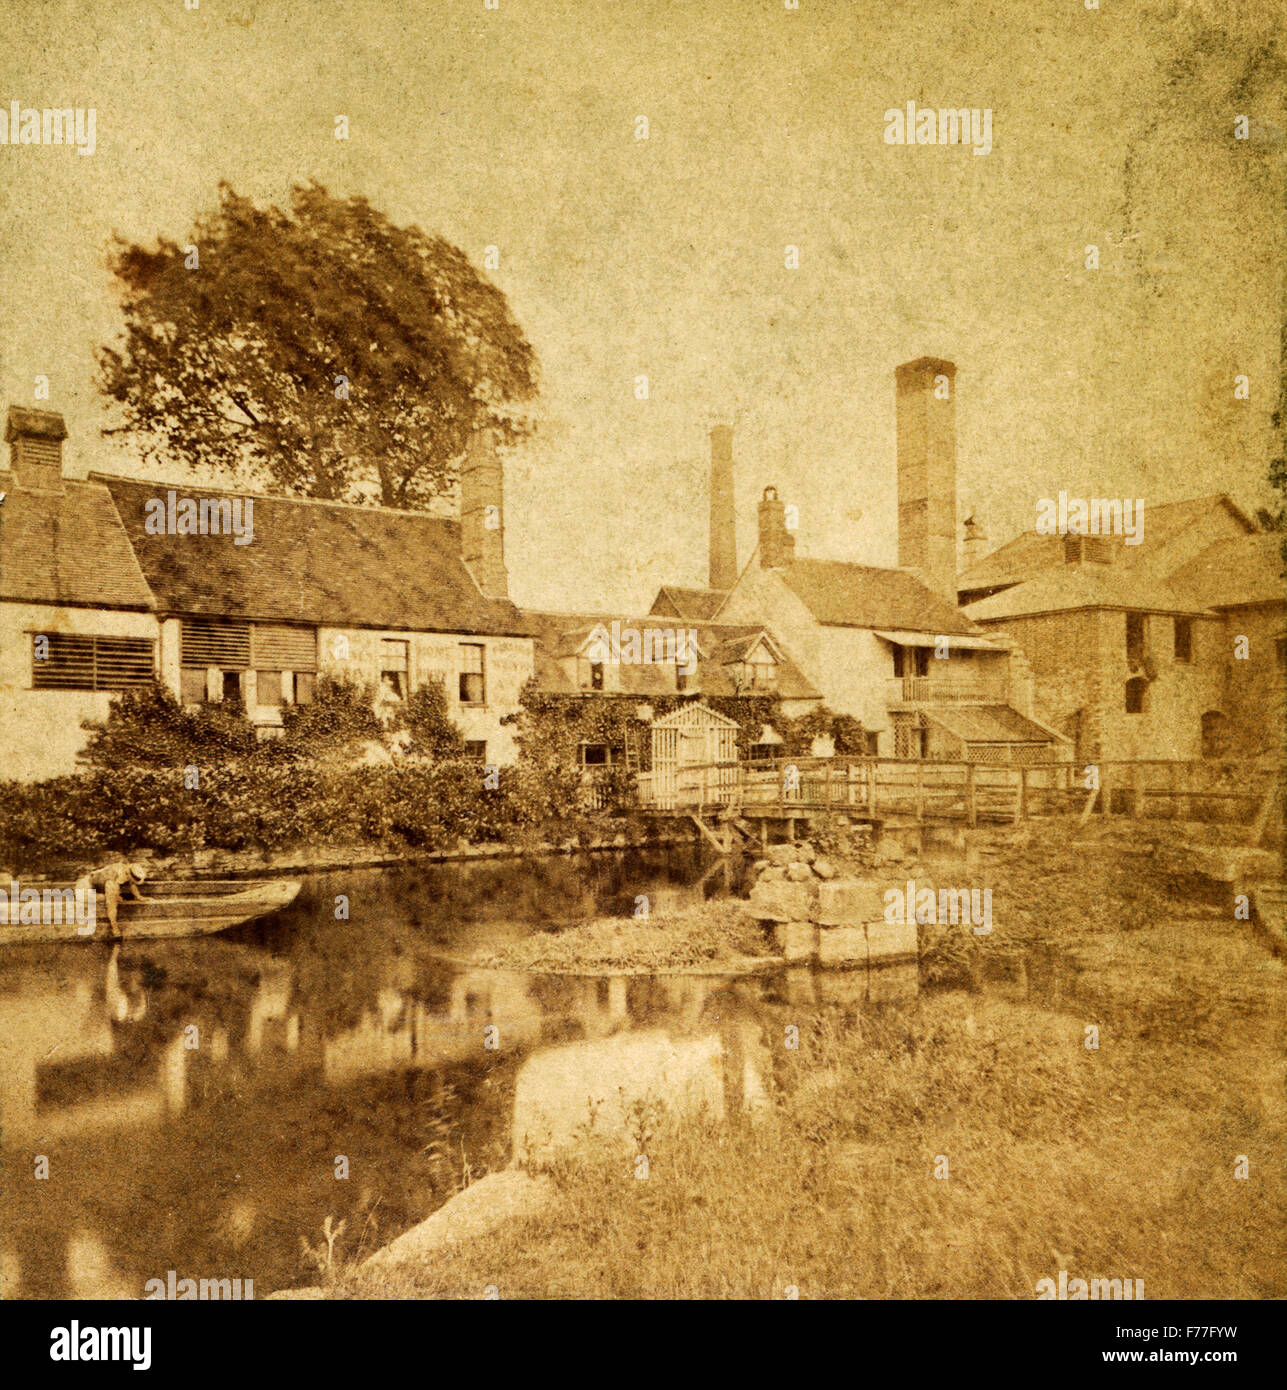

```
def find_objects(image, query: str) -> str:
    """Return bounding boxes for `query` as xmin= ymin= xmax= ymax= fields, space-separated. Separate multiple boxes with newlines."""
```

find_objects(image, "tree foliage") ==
xmin=99 ymin=182 xmax=539 ymax=508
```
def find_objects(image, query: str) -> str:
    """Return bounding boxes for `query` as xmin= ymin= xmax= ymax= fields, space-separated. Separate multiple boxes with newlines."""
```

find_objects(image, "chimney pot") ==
xmin=758 ymin=485 xmax=795 ymax=568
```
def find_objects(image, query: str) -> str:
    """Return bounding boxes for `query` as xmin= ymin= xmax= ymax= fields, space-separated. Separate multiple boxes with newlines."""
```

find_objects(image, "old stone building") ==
xmin=959 ymin=497 xmax=1285 ymax=764
xmin=0 ymin=409 xmax=534 ymax=779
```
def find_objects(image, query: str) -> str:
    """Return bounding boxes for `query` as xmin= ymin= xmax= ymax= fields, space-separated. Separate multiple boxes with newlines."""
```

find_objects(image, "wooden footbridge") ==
xmin=626 ymin=757 xmax=1284 ymax=854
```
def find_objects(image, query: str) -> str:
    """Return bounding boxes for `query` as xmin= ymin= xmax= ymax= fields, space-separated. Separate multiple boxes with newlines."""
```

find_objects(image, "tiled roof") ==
xmin=779 ymin=558 xmax=980 ymax=635
xmin=925 ymin=705 xmax=1063 ymax=744
xmin=0 ymin=473 xmax=155 ymax=610
xmin=649 ymin=585 xmax=730 ymax=620
xmin=957 ymin=495 xmax=1258 ymax=593
xmin=962 ymin=566 xmax=1202 ymax=621
xmin=524 ymin=610 xmax=821 ymax=700
xmin=97 ymin=474 xmax=528 ymax=636
xmin=1166 ymin=534 xmax=1285 ymax=610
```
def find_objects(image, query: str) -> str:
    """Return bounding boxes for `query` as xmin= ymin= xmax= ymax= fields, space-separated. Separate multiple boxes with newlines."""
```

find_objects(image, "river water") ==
xmin=0 ymin=844 xmax=1008 ymax=1299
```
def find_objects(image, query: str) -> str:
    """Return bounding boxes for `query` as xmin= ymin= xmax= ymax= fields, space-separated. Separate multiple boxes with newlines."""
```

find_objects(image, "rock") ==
xmin=746 ymin=878 xmax=816 ymax=922
xmin=773 ymin=920 xmax=819 ymax=962
xmin=815 ymin=878 xmax=888 ymax=925
xmin=759 ymin=865 xmax=788 ymax=883
xmin=817 ymin=924 xmax=868 ymax=966
xmin=361 ymin=1170 xmax=555 ymax=1271
xmin=752 ymin=859 xmax=770 ymax=875
xmin=786 ymin=862 xmax=813 ymax=883
xmin=812 ymin=856 xmax=837 ymax=880
xmin=766 ymin=844 xmax=797 ymax=867
xmin=797 ymin=842 xmax=816 ymax=864
xmin=875 ymin=838 xmax=906 ymax=865
xmin=866 ymin=919 xmax=918 ymax=963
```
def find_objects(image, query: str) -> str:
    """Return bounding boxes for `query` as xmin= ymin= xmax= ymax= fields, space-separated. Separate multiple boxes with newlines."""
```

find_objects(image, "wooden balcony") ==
xmin=886 ymin=675 xmax=1008 ymax=705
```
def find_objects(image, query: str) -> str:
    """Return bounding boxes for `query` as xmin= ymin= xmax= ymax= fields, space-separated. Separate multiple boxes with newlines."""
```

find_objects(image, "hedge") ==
xmin=0 ymin=759 xmax=589 ymax=872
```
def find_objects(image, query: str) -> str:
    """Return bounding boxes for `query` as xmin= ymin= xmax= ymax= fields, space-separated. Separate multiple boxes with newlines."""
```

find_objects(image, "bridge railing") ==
xmin=635 ymin=756 xmax=1281 ymax=827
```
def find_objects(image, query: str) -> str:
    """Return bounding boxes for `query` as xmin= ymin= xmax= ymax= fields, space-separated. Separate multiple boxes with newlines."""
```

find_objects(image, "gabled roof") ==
xmin=1167 ymin=533 xmax=1285 ymax=610
xmin=962 ymin=566 xmax=1204 ymax=622
xmin=97 ymin=474 xmax=528 ymax=636
xmin=523 ymin=610 xmax=821 ymax=700
xmin=649 ymin=585 xmax=730 ymax=620
xmin=0 ymin=472 xmax=155 ymax=610
xmin=957 ymin=495 xmax=1258 ymax=594
xmin=778 ymin=558 xmax=980 ymax=635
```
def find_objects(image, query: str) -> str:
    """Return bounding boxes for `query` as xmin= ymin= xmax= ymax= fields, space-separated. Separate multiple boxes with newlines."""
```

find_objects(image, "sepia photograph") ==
xmin=0 ymin=0 xmax=1283 ymax=1361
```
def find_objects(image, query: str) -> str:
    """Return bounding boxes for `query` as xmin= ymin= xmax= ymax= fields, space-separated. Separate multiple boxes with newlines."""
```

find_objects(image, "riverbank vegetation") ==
xmin=336 ymin=825 xmax=1286 ymax=1299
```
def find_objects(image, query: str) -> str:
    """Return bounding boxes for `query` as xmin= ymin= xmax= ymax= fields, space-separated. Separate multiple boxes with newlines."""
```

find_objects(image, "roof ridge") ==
xmin=92 ymin=471 xmax=459 ymax=522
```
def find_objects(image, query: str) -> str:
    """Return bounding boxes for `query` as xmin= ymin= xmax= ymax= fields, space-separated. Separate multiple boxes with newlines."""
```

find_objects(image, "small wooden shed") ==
xmin=647 ymin=702 xmax=740 ymax=809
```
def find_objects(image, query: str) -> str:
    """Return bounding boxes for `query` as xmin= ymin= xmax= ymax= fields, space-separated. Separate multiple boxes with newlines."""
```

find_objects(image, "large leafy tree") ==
xmin=98 ymin=182 xmax=539 ymax=507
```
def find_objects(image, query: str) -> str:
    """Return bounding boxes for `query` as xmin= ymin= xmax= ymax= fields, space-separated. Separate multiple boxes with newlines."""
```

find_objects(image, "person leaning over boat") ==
xmin=74 ymin=861 xmax=148 ymax=940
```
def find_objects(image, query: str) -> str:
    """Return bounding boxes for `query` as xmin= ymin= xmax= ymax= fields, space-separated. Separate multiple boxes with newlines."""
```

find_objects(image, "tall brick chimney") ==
xmin=5 ymin=406 xmax=66 ymax=492
xmin=757 ymin=486 xmax=795 ymax=568
xmin=460 ymin=426 xmax=509 ymax=600
xmin=708 ymin=423 xmax=737 ymax=591
xmin=895 ymin=357 xmax=957 ymax=601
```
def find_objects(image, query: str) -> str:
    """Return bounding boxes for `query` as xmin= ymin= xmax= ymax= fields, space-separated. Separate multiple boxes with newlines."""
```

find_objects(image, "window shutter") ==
xmin=181 ymin=617 xmax=251 ymax=668
xmin=253 ymin=624 xmax=318 ymax=671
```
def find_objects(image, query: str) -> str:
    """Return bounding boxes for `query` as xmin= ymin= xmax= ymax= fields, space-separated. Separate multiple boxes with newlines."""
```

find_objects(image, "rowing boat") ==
xmin=0 ymin=877 xmax=303 ymax=945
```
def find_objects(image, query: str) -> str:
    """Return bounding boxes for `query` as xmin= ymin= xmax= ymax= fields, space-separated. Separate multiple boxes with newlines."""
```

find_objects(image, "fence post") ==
xmin=868 ymin=758 xmax=878 ymax=817
xmin=1016 ymin=765 xmax=1027 ymax=823
xmin=916 ymin=761 xmax=925 ymax=821
xmin=966 ymin=762 xmax=977 ymax=828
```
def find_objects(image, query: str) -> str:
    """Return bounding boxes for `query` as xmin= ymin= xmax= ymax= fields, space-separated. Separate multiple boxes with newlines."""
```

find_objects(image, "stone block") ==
xmin=866 ymin=919 xmax=918 ymax=963
xmin=746 ymin=878 xmax=816 ymax=922
xmin=814 ymin=878 xmax=888 ymax=925
xmin=786 ymin=861 xmax=813 ymax=883
xmin=817 ymin=924 xmax=868 ymax=966
xmin=812 ymin=856 xmax=837 ymax=880
xmin=773 ymin=920 xmax=819 ymax=962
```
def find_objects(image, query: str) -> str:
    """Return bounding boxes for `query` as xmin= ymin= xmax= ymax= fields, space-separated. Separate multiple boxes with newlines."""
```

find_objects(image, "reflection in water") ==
xmin=0 ymin=846 xmax=932 ymax=1299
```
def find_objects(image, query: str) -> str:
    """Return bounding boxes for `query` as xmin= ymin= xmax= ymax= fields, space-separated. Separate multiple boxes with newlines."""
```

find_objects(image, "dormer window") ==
xmin=1064 ymin=535 xmax=1083 ymax=564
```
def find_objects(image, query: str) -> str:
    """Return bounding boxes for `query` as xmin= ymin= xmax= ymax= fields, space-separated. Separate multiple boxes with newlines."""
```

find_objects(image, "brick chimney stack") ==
xmin=895 ymin=357 xmax=957 ymax=601
xmin=708 ymin=423 xmax=737 ymax=591
xmin=5 ymin=407 xmax=67 ymax=492
xmin=460 ymin=426 xmax=509 ymax=600
xmin=757 ymin=486 xmax=795 ymax=568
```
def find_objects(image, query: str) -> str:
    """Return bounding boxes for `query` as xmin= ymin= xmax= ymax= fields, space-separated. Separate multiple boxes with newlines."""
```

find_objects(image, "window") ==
xmin=1084 ymin=536 xmax=1111 ymax=564
xmin=676 ymin=666 xmax=690 ymax=692
xmin=221 ymin=671 xmax=244 ymax=707
xmin=580 ymin=743 xmax=611 ymax=766
xmin=464 ymin=740 xmax=488 ymax=763
xmin=590 ymin=661 xmax=604 ymax=691
xmin=256 ymin=671 xmax=283 ymax=707
xmin=1124 ymin=676 xmax=1148 ymax=714
xmin=293 ymin=671 xmax=316 ymax=704
xmin=1064 ymin=535 xmax=1083 ymax=564
xmin=458 ymin=643 xmax=485 ymax=704
xmin=747 ymin=653 xmax=777 ymax=689
xmin=1125 ymin=613 xmax=1147 ymax=670
xmin=1173 ymin=618 xmax=1192 ymax=664
xmin=180 ymin=666 xmax=207 ymax=705
xmin=379 ymin=639 xmax=410 ymax=699
xmin=31 ymin=634 xmax=155 ymax=690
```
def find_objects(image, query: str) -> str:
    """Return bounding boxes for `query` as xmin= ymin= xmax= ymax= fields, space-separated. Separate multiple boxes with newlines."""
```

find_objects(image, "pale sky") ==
xmin=2 ymin=0 xmax=1284 ymax=611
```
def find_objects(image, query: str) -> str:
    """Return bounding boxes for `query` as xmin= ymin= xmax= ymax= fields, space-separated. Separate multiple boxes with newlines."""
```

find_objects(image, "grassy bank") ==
xmin=335 ymin=824 xmax=1286 ymax=1300
xmin=468 ymin=900 xmax=773 ymax=974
